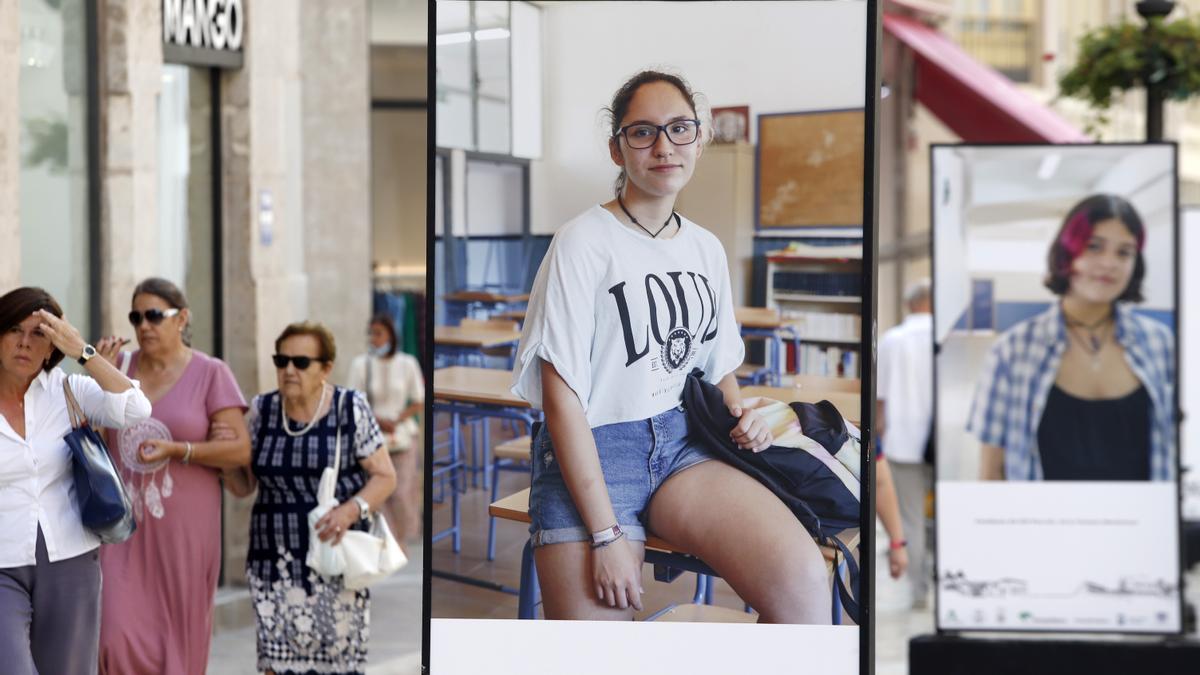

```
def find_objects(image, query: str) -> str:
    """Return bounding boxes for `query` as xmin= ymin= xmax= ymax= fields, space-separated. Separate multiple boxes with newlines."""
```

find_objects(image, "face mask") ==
xmin=370 ymin=345 xmax=390 ymax=357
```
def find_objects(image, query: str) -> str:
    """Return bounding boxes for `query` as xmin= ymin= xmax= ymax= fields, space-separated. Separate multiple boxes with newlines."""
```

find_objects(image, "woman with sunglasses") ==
xmin=511 ymin=70 xmax=831 ymax=623
xmin=0 ymin=287 xmax=150 ymax=675
xmin=222 ymin=321 xmax=395 ymax=675
xmin=96 ymin=277 xmax=250 ymax=675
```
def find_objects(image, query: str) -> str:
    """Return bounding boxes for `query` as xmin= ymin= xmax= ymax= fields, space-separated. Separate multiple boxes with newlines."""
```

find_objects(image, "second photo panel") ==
xmin=429 ymin=1 xmax=877 ymax=673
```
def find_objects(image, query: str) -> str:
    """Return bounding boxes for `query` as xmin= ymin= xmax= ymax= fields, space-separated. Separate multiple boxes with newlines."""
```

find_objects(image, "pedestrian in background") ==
xmin=877 ymin=278 xmax=934 ymax=608
xmin=348 ymin=313 xmax=424 ymax=549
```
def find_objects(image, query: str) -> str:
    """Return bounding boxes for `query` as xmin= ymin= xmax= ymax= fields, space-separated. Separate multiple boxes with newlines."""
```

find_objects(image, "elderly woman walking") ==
xmin=224 ymin=321 xmax=396 ymax=675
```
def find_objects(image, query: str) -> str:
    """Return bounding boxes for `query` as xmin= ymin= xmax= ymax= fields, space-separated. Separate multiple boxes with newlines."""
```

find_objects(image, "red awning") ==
xmin=883 ymin=13 xmax=1089 ymax=143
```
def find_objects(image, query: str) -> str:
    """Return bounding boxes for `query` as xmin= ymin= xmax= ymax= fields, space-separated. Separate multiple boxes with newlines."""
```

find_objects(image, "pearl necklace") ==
xmin=282 ymin=383 xmax=329 ymax=437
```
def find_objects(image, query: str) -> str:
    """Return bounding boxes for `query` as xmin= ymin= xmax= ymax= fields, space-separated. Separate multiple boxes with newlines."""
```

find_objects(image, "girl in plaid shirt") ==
xmin=968 ymin=194 xmax=1175 ymax=481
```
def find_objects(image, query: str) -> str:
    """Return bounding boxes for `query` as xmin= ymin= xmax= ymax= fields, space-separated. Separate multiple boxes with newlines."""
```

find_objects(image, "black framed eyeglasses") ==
xmin=272 ymin=354 xmax=327 ymax=370
xmin=614 ymin=119 xmax=702 ymax=149
xmin=128 ymin=308 xmax=180 ymax=327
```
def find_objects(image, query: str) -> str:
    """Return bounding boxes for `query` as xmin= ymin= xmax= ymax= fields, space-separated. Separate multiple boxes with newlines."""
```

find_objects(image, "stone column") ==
xmin=219 ymin=0 xmax=306 ymax=585
xmin=206 ymin=0 xmax=371 ymax=588
xmin=98 ymin=0 xmax=163 ymax=335
xmin=300 ymin=0 xmax=371 ymax=385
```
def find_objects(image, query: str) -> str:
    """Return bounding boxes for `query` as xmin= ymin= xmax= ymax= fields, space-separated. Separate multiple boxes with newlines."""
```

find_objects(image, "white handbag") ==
xmin=390 ymin=417 xmax=420 ymax=452
xmin=306 ymin=390 xmax=408 ymax=588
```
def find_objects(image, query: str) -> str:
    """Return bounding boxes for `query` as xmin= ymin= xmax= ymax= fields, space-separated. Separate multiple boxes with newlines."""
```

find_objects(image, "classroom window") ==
xmin=435 ymin=0 xmax=511 ymax=154
xmin=463 ymin=157 xmax=527 ymax=290
xmin=465 ymin=159 xmax=523 ymax=237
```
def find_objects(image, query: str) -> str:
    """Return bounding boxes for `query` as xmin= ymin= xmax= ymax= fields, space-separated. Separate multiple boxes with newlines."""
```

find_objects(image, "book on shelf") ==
xmin=772 ymin=271 xmax=862 ymax=297
xmin=782 ymin=309 xmax=861 ymax=343
xmin=792 ymin=344 xmax=861 ymax=379
xmin=843 ymin=350 xmax=858 ymax=378
xmin=767 ymin=244 xmax=863 ymax=261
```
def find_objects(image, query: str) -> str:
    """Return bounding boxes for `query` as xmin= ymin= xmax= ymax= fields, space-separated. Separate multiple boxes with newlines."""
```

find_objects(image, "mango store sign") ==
xmin=162 ymin=0 xmax=244 ymax=69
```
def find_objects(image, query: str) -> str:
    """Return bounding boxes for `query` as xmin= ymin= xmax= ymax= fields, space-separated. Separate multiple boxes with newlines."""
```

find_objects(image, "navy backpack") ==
xmin=681 ymin=369 xmax=861 ymax=623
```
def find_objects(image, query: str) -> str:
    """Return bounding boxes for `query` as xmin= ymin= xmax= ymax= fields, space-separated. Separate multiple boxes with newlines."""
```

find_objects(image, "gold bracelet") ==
xmin=182 ymin=442 xmax=194 ymax=464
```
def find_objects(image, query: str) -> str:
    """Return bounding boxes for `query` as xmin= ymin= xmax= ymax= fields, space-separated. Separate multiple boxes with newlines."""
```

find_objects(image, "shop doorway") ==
xmin=157 ymin=64 xmax=222 ymax=357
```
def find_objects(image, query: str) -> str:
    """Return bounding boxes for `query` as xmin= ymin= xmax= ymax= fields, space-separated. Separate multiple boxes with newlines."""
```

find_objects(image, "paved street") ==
xmin=208 ymin=544 xmax=424 ymax=674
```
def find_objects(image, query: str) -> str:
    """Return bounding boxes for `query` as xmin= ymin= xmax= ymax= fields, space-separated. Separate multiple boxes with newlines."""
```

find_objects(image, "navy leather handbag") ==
xmin=63 ymin=379 xmax=136 ymax=544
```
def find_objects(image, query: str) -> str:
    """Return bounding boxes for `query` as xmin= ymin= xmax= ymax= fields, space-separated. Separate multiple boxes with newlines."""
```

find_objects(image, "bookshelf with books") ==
xmin=764 ymin=243 xmax=863 ymax=378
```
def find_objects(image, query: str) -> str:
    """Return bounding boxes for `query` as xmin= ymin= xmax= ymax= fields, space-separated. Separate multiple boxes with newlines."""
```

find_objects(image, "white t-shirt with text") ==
xmin=511 ymin=205 xmax=744 ymax=428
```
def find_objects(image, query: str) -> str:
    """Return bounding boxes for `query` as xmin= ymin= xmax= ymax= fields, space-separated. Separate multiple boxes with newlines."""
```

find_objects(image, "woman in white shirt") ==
xmin=511 ymin=71 xmax=831 ymax=623
xmin=0 ymin=287 xmax=151 ymax=674
xmin=349 ymin=314 xmax=425 ymax=545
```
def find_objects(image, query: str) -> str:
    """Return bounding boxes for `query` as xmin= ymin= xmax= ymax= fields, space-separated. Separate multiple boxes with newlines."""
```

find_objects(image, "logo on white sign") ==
xmin=163 ymin=0 xmax=243 ymax=51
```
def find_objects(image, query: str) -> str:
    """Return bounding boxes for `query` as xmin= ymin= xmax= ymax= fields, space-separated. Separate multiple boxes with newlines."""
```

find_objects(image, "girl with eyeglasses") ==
xmin=96 ymin=277 xmax=250 ymax=675
xmin=222 ymin=321 xmax=395 ymax=675
xmin=510 ymin=70 xmax=832 ymax=622
xmin=969 ymin=194 xmax=1175 ymax=481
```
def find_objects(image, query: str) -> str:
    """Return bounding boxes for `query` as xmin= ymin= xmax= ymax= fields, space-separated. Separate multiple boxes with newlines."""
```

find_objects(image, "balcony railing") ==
xmin=954 ymin=16 xmax=1036 ymax=83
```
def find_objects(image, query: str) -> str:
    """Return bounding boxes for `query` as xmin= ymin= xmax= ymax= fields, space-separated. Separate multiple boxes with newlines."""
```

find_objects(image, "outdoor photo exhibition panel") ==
xmin=932 ymin=143 xmax=1181 ymax=634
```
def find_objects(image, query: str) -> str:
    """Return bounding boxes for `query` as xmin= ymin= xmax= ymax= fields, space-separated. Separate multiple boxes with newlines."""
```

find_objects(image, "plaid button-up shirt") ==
xmin=967 ymin=302 xmax=1175 ymax=481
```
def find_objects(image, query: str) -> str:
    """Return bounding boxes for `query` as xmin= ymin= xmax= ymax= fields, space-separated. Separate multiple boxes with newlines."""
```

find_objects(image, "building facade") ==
xmin=2 ymin=0 xmax=374 ymax=584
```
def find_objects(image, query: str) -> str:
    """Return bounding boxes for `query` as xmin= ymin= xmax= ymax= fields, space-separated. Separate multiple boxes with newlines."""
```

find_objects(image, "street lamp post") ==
xmin=1137 ymin=0 xmax=1176 ymax=141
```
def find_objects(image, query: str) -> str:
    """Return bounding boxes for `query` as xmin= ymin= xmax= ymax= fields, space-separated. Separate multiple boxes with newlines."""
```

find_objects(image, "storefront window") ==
xmin=157 ymin=64 xmax=217 ymax=355
xmin=19 ymin=0 xmax=91 ymax=332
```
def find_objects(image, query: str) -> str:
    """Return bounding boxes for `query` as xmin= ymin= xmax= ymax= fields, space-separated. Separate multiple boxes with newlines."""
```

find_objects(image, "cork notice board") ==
xmin=757 ymin=109 xmax=865 ymax=228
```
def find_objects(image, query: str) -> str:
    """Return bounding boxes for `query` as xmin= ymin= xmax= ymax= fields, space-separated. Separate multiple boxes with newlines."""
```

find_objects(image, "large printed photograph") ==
xmin=430 ymin=2 xmax=871 ymax=666
xmin=932 ymin=143 xmax=1181 ymax=634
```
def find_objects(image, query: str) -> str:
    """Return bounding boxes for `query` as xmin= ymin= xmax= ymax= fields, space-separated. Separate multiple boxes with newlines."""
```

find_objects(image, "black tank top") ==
xmin=1036 ymin=384 xmax=1151 ymax=481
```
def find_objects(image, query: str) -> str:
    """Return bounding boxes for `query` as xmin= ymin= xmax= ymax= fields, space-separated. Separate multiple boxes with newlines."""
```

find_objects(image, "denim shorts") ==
xmin=528 ymin=404 xmax=718 ymax=547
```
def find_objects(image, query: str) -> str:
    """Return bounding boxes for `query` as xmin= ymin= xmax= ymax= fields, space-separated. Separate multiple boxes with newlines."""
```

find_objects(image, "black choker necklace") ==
xmin=617 ymin=194 xmax=680 ymax=239
xmin=1062 ymin=303 xmax=1114 ymax=372
xmin=1062 ymin=305 xmax=1113 ymax=331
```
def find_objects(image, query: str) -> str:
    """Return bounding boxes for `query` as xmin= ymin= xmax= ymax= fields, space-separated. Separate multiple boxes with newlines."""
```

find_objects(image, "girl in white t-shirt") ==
xmin=511 ymin=70 xmax=832 ymax=623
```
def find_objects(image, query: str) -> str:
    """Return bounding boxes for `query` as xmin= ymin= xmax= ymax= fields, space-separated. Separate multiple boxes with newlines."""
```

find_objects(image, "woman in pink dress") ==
xmin=97 ymin=278 xmax=250 ymax=675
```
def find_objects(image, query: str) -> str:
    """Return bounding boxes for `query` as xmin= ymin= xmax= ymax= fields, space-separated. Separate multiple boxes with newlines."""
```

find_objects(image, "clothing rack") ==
xmin=373 ymin=265 xmax=426 ymax=293
xmin=372 ymin=270 xmax=427 ymax=367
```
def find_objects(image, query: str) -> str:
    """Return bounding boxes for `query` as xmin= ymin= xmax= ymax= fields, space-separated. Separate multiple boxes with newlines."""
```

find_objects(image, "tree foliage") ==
xmin=1059 ymin=17 xmax=1200 ymax=132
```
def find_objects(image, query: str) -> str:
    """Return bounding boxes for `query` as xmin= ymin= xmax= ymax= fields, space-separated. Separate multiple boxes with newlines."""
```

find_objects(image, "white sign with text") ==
xmin=937 ymin=481 xmax=1180 ymax=633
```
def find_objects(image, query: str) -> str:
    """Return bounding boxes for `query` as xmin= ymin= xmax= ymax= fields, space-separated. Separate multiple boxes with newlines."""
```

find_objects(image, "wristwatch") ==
xmin=352 ymin=496 xmax=372 ymax=522
xmin=77 ymin=344 xmax=97 ymax=366
xmin=590 ymin=524 xmax=623 ymax=547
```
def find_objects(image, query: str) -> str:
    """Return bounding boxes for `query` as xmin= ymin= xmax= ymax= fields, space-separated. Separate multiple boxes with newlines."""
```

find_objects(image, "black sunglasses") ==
xmin=272 ymin=354 xmax=327 ymax=370
xmin=128 ymin=308 xmax=180 ymax=327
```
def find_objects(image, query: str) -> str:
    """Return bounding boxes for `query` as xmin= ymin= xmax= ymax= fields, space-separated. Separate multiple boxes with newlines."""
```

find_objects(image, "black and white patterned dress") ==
xmin=246 ymin=386 xmax=385 ymax=675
